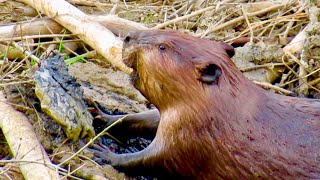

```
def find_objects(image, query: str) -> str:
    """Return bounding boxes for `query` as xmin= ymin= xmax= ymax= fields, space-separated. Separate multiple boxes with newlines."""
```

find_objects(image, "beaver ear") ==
xmin=220 ymin=42 xmax=235 ymax=58
xmin=196 ymin=64 xmax=222 ymax=85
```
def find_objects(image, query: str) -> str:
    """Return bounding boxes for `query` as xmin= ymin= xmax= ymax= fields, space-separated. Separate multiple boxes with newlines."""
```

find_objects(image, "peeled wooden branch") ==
xmin=0 ymin=15 xmax=147 ymax=41
xmin=0 ymin=91 xmax=58 ymax=180
xmin=89 ymin=15 xmax=148 ymax=37
xmin=0 ymin=19 xmax=64 ymax=39
xmin=20 ymin=0 xmax=131 ymax=73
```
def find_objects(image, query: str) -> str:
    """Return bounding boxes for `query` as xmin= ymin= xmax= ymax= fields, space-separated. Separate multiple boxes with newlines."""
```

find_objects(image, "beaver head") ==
xmin=122 ymin=30 xmax=249 ymax=110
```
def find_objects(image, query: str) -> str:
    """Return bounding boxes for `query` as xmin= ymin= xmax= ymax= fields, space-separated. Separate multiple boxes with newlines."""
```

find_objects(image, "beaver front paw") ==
xmin=89 ymin=143 xmax=119 ymax=165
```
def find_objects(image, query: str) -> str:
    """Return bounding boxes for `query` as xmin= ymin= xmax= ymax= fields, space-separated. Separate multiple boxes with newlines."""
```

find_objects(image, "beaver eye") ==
xmin=159 ymin=44 xmax=166 ymax=51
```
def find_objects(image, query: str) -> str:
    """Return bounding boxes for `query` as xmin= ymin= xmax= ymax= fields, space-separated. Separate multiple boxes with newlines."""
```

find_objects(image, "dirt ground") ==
xmin=0 ymin=0 xmax=319 ymax=179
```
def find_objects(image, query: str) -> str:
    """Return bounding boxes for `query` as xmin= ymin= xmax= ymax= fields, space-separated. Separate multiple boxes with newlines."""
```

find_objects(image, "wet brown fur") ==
xmin=105 ymin=30 xmax=320 ymax=179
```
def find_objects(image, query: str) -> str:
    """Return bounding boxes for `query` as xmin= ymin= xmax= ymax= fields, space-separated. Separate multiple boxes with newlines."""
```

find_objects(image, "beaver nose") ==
xmin=124 ymin=31 xmax=141 ymax=44
xmin=124 ymin=35 xmax=131 ymax=43
xmin=124 ymin=32 xmax=136 ymax=44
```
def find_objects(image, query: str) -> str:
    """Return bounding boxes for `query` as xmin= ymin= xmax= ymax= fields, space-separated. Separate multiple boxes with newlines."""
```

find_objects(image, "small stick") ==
xmin=152 ymin=5 xmax=217 ymax=29
xmin=240 ymin=62 xmax=295 ymax=72
xmin=202 ymin=3 xmax=286 ymax=35
xmin=0 ymin=167 xmax=12 ymax=180
xmin=279 ymin=66 xmax=294 ymax=85
xmin=63 ymin=163 xmax=86 ymax=179
xmin=280 ymin=55 xmax=320 ymax=92
xmin=67 ymin=0 xmax=113 ymax=7
xmin=57 ymin=115 xmax=127 ymax=166
xmin=20 ymin=39 xmax=82 ymax=47
xmin=281 ymin=67 xmax=320 ymax=89
xmin=168 ymin=1 xmax=188 ymax=19
xmin=0 ymin=80 xmax=34 ymax=86
xmin=299 ymin=47 xmax=309 ymax=95
xmin=241 ymin=6 xmax=254 ymax=43
xmin=286 ymin=51 xmax=309 ymax=73
xmin=226 ymin=12 xmax=307 ymax=43
xmin=10 ymin=41 xmax=41 ymax=63
xmin=253 ymin=81 xmax=293 ymax=95
xmin=309 ymin=77 xmax=320 ymax=87
xmin=0 ymin=34 xmax=76 ymax=42
xmin=199 ymin=9 xmax=235 ymax=38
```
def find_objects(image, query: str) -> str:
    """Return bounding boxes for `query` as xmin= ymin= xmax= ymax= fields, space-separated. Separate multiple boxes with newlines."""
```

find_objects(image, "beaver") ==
xmin=92 ymin=30 xmax=320 ymax=179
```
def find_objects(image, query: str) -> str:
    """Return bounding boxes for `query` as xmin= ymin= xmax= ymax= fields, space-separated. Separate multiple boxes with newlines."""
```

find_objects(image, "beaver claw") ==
xmin=87 ymin=100 xmax=126 ymax=126
xmin=89 ymin=143 xmax=116 ymax=165
xmin=79 ymin=140 xmax=115 ymax=164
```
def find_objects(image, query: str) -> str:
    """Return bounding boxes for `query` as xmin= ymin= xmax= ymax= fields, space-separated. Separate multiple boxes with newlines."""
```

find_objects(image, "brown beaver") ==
xmin=92 ymin=30 xmax=320 ymax=179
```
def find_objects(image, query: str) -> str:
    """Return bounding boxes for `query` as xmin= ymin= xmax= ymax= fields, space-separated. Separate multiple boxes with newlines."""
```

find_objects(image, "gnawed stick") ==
xmin=0 ymin=15 xmax=148 ymax=40
xmin=253 ymin=81 xmax=293 ymax=95
xmin=0 ymin=91 xmax=59 ymax=180
xmin=0 ymin=18 xmax=64 ymax=39
xmin=89 ymin=15 xmax=148 ymax=37
xmin=0 ymin=16 xmax=148 ymax=63
xmin=20 ymin=0 xmax=131 ymax=73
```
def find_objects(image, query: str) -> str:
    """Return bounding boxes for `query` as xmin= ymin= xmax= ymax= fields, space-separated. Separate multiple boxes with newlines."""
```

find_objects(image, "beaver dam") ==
xmin=0 ymin=0 xmax=319 ymax=179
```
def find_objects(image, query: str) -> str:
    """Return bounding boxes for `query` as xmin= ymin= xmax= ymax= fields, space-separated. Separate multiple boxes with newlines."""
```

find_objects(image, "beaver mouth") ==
xmin=122 ymin=51 xmax=140 ymax=84
xmin=123 ymin=53 xmax=137 ymax=70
